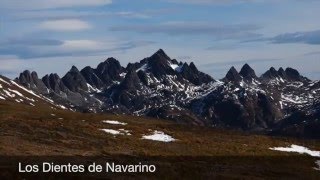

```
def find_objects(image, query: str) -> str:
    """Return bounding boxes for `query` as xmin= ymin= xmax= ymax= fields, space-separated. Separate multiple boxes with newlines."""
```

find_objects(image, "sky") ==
xmin=0 ymin=0 xmax=320 ymax=80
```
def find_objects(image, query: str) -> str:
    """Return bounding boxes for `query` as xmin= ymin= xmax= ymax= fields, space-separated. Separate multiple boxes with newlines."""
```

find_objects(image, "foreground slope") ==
xmin=1 ymin=92 xmax=320 ymax=179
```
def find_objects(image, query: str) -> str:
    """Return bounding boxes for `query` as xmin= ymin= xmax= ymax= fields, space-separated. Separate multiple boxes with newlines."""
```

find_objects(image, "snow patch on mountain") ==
xmin=101 ymin=129 xmax=122 ymax=135
xmin=87 ymin=83 xmax=102 ymax=93
xmin=100 ymin=128 xmax=131 ymax=136
xmin=142 ymin=130 xmax=176 ymax=142
xmin=3 ymin=90 xmax=15 ymax=98
xmin=281 ymin=94 xmax=308 ymax=105
xmin=136 ymin=63 xmax=148 ymax=72
xmin=0 ymin=78 xmax=10 ymax=85
xmin=103 ymin=120 xmax=127 ymax=125
xmin=269 ymin=144 xmax=320 ymax=157
xmin=169 ymin=62 xmax=183 ymax=72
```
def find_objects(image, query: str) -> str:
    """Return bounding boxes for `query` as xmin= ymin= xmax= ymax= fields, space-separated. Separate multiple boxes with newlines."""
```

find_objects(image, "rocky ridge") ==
xmin=8 ymin=49 xmax=320 ymax=137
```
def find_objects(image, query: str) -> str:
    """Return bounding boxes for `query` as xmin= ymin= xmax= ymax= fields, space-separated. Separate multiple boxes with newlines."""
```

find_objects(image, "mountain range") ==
xmin=1 ymin=49 xmax=319 ymax=138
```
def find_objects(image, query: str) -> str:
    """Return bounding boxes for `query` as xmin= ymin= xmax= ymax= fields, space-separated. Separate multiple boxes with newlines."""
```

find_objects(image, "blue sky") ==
xmin=0 ymin=0 xmax=320 ymax=80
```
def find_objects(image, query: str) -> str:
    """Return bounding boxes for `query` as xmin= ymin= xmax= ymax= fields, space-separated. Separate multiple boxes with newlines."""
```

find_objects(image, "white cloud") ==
xmin=115 ymin=11 xmax=151 ymax=19
xmin=11 ymin=10 xmax=152 ymax=21
xmin=62 ymin=40 xmax=103 ymax=50
xmin=0 ymin=36 xmax=155 ymax=59
xmin=21 ymin=39 xmax=110 ymax=57
xmin=0 ymin=0 xmax=112 ymax=10
xmin=39 ymin=19 xmax=91 ymax=32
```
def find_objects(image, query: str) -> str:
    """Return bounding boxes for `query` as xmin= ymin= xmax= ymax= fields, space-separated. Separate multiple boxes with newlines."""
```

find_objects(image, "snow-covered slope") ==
xmin=0 ymin=75 xmax=68 ymax=110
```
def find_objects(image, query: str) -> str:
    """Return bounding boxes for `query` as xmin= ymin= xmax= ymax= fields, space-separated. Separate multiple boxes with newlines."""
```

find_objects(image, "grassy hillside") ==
xmin=1 ymin=100 xmax=320 ymax=179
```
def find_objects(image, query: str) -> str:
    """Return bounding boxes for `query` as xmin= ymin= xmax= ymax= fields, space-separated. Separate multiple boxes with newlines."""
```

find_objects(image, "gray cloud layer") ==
xmin=0 ymin=37 xmax=155 ymax=59
xmin=271 ymin=30 xmax=320 ymax=45
xmin=110 ymin=22 xmax=263 ymax=41
xmin=0 ymin=38 xmax=63 ymax=46
xmin=246 ymin=30 xmax=320 ymax=45
xmin=0 ymin=0 xmax=112 ymax=10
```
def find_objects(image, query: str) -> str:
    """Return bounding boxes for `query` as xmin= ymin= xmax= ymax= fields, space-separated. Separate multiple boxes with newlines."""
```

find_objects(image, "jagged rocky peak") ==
xmin=224 ymin=66 xmax=242 ymax=82
xmin=129 ymin=49 xmax=181 ymax=76
xmin=181 ymin=62 xmax=188 ymax=69
xmin=285 ymin=67 xmax=300 ymax=77
xmin=151 ymin=48 xmax=171 ymax=60
xmin=239 ymin=63 xmax=257 ymax=80
xmin=126 ymin=62 xmax=141 ymax=72
xmin=285 ymin=67 xmax=309 ymax=82
xmin=261 ymin=67 xmax=280 ymax=79
xmin=95 ymin=57 xmax=125 ymax=85
xmin=80 ymin=66 xmax=104 ymax=89
xmin=269 ymin=67 xmax=277 ymax=74
xmin=70 ymin=65 xmax=80 ymax=73
xmin=261 ymin=66 xmax=309 ymax=82
xmin=179 ymin=61 xmax=214 ymax=85
xmin=18 ymin=70 xmax=33 ymax=85
xmin=171 ymin=59 xmax=179 ymax=65
xmin=278 ymin=67 xmax=286 ymax=77
xmin=181 ymin=62 xmax=198 ymax=74
xmin=16 ymin=70 xmax=48 ymax=93
xmin=80 ymin=66 xmax=93 ymax=73
xmin=62 ymin=65 xmax=88 ymax=92
xmin=18 ymin=70 xmax=43 ymax=85
xmin=101 ymin=57 xmax=121 ymax=67
xmin=140 ymin=49 xmax=176 ymax=78
xmin=148 ymin=49 xmax=171 ymax=64
xmin=31 ymin=71 xmax=39 ymax=80
xmin=42 ymin=73 xmax=68 ymax=93
xmin=189 ymin=62 xmax=198 ymax=72
xmin=120 ymin=69 xmax=142 ymax=91
xmin=97 ymin=57 xmax=123 ymax=70
xmin=131 ymin=49 xmax=214 ymax=85
xmin=18 ymin=70 xmax=39 ymax=83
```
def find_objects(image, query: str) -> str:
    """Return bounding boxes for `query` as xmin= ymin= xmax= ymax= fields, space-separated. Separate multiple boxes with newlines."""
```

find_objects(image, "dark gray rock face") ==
xmin=285 ymin=68 xmax=309 ymax=82
xmin=191 ymin=82 xmax=282 ymax=130
xmin=272 ymin=101 xmax=320 ymax=139
xmin=120 ymin=70 xmax=142 ymax=91
xmin=180 ymin=62 xmax=213 ymax=85
xmin=261 ymin=67 xmax=279 ymax=79
xmin=224 ymin=66 xmax=242 ymax=83
xmin=17 ymin=70 xmax=48 ymax=94
xmin=126 ymin=49 xmax=213 ymax=86
xmin=261 ymin=67 xmax=309 ymax=82
xmin=143 ymin=49 xmax=177 ymax=78
xmin=278 ymin=67 xmax=286 ymax=78
xmin=42 ymin=73 xmax=68 ymax=94
xmin=108 ymin=70 xmax=146 ymax=110
xmin=95 ymin=57 xmax=125 ymax=86
xmin=239 ymin=64 xmax=257 ymax=81
xmin=62 ymin=66 xmax=88 ymax=92
xmin=80 ymin=66 xmax=104 ymax=89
